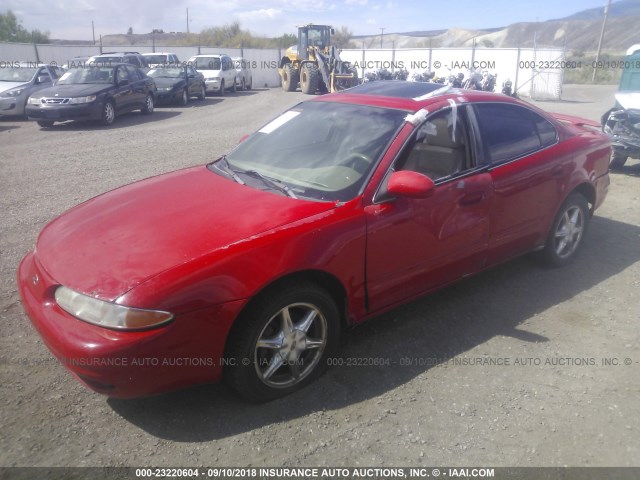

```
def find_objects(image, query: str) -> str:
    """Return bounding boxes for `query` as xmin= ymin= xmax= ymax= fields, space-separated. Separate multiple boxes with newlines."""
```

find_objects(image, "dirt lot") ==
xmin=0 ymin=84 xmax=638 ymax=469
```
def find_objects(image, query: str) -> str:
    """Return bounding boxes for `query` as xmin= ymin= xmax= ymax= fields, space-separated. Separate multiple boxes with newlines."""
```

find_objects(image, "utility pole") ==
xmin=186 ymin=8 xmax=190 ymax=34
xmin=92 ymin=20 xmax=95 ymax=45
xmin=380 ymin=27 xmax=384 ymax=49
xmin=592 ymin=0 xmax=611 ymax=83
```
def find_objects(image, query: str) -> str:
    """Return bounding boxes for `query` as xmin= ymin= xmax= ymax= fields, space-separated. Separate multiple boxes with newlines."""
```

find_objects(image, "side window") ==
xmin=115 ymin=66 xmax=131 ymax=83
xmin=398 ymin=106 xmax=474 ymax=182
xmin=37 ymin=68 xmax=52 ymax=83
xmin=124 ymin=66 xmax=138 ymax=80
xmin=474 ymin=103 xmax=558 ymax=164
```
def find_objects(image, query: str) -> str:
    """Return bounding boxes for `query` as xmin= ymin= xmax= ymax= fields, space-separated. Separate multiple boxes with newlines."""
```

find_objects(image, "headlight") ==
xmin=55 ymin=286 xmax=174 ymax=331
xmin=159 ymin=87 xmax=172 ymax=91
xmin=28 ymin=97 xmax=42 ymax=105
xmin=69 ymin=95 xmax=96 ymax=104
xmin=0 ymin=87 xmax=25 ymax=97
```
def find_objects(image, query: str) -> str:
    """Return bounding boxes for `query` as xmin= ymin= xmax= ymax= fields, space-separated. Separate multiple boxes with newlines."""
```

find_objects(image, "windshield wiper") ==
xmin=216 ymin=156 xmax=245 ymax=185
xmin=242 ymin=169 xmax=298 ymax=199
xmin=214 ymin=157 xmax=297 ymax=198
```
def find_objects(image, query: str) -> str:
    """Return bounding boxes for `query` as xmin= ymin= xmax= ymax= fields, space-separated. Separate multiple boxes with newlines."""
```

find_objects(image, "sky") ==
xmin=2 ymin=0 xmax=613 ymax=41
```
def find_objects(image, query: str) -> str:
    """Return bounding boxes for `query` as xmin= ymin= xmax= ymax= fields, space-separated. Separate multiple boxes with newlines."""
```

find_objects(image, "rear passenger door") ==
xmin=125 ymin=66 xmax=147 ymax=107
xmin=113 ymin=65 xmax=134 ymax=111
xmin=472 ymin=102 xmax=565 ymax=265
xmin=365 ymin=105 xmax=493 ymax=312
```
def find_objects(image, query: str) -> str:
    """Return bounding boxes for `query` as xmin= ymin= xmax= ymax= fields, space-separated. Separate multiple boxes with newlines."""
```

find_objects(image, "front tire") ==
xmin=179 ymin=89 xmax=188 ymax=106
xmin=225 ymin=282 xmax=340 ymax=402
xmin=541 ymin=193 xmax=589 ymax=267
xmin=198 ymin=84 xmax=206 ymax=100
xmin=218 ymin=81 xmax=225 ymax=96
xmin=37 ymin=120 xmax=54 ymax=128
xmin=609 ymin=150 xmax=628 ymax=170
xmin=101 ymin=100 xmax=115 ymax=126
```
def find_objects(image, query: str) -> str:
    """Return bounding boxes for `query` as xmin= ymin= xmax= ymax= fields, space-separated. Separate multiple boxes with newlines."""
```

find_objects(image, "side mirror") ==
xmin=387 ymin=170 xmax=435 ymax=199
xmin=37 ymin=75 xmax=51 ymax=84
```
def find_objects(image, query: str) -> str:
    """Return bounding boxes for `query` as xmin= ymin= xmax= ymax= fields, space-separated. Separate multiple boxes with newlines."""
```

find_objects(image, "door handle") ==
xmin=459 ymin=191 xmax=485 ymax=206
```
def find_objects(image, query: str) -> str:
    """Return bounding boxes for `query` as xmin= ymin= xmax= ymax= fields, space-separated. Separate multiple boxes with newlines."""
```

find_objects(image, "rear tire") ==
xmin=225 ymin=282 xmax=340 ymax=402
xmin=541 ymin=193 xmax=589 ymax=267
xmin=281 ymin=64 xmax=298 ymax=92
xmin=141 ymin=94 xmax=154 ymax=114
xmin=300 ymin=63 xmax=319 ymax=95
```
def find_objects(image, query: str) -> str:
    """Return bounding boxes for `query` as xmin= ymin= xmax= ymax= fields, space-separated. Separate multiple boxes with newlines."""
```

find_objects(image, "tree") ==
xmin=331 ymin=26 xmax=355 ymax=49
xmin=0 ymin=10 xmax=49 ymax=43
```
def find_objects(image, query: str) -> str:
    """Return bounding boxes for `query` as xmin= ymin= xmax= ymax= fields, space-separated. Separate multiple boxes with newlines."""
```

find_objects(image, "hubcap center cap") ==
xmin=280 ymin=330 xmax=306 ymax=361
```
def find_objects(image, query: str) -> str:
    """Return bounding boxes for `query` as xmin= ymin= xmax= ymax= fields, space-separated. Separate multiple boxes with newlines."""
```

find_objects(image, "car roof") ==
xmin=317 ymin=80 xmax=526 ymax=113
xmin=142 ymin=52 xmax=177 ymax=56
xmin=190 ymin=54 xmax=226 ymax=58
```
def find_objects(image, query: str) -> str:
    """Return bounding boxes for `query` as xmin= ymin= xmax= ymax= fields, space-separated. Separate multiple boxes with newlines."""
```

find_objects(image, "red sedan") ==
xmin=17 ymin=82 xmax=611 ymax=402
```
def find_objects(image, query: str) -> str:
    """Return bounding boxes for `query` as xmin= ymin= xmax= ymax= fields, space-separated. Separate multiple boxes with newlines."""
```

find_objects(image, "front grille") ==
xmin=41 ymin=98 xmax=71 ymax=104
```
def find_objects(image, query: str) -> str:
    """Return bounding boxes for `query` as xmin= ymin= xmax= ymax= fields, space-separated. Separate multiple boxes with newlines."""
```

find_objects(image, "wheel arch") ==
xmin=279 ymin=57 xmax=292 ymax=69
xmin=570 ymin=182 xmax=596 ymax=215
xmin=232 ymin=269 xmax=350 ymax=333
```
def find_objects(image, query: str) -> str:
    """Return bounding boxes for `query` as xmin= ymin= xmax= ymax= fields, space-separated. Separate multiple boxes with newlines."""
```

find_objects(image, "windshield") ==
xmin=148 ymin=67 xmax=183 ymax=78
xmin=190 ymin=57 xmax=221 ymax=70
xmin=57 ymin=67 xmax=114 ymax=85
xmin=0 ymin=67 xmax=37 ymax=82
xmin=211 ymin=101 xmax=407 ymax=202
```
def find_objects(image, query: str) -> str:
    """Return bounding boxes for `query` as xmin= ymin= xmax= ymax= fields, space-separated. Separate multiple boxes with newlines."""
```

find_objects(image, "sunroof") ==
xmin=344 ymin=81 xmax=448 ymax=99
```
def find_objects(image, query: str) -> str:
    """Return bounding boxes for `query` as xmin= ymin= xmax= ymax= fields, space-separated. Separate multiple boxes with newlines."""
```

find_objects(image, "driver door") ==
xmin=365 ymin=105 xmax=493 ymax=312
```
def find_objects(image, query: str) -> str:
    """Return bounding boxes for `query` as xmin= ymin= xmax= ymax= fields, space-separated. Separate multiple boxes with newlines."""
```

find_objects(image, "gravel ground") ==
xmin=0 ymin=85 xmax=638 ymax=469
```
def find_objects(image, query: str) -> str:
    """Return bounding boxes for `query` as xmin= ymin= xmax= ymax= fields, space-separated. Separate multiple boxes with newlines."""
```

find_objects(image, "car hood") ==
xmin=615 ymin=92 xmax=640 ymax=110
xmin=152 ymin=77 xmax=183 ymax=89
xmin=35 ymin=166 xmax=336 ymax=301
xmin=0 ymin=81 xmax=29 ymax=94
xmin=32 ymin=84 xmax=111 ymax=98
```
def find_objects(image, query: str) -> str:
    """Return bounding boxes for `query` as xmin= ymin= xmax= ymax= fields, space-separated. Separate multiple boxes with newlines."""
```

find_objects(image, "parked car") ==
xmin=188 ymin=54 xmax=236 ymax=95
xmin=147 ymin=64 xmax=205 ymax=105
xmin=17 ymin=82 xmax=610 ymax=402
xmin=601 ymin=44 xmax=640 ymax=169
xmin=142 ymin=52 xmax=180 ymax=67
xmin=25 ymin=63 xmax=155 ymax=127
xmin=62 ymin=56 xmax=91 ymax=70
xmin=0 ymin=63 xmax=64 ymax=117
xmin=88 ymin=52 xmax=149 ymax=71
xmin=233 ymin=57 xmax=252 ymax=90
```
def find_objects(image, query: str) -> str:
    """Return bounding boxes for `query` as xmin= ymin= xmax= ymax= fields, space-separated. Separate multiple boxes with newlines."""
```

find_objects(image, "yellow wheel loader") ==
xmin=278 ymin=24 xmax=358 ymax=94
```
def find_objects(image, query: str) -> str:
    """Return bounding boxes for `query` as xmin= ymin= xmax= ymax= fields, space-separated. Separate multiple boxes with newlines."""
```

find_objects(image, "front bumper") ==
xmin=155 ymin=90 xmax=182 ymax=105
xmin=25 ymin=102 xmax=103 ymax=122
xmin=0 ymin=94 xmax=26 ymax=116
xmin=17 ymin=251 xmax=243 ymax=398
xmin=204 ymin=79 xmax=222 ymax=93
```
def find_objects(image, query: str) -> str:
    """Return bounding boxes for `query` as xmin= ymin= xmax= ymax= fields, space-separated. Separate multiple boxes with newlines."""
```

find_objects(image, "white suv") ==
xmin=142 ymin=52 xmax=180 ymax=67
xmin=188 ymin=54 xmax=236 ymax=95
